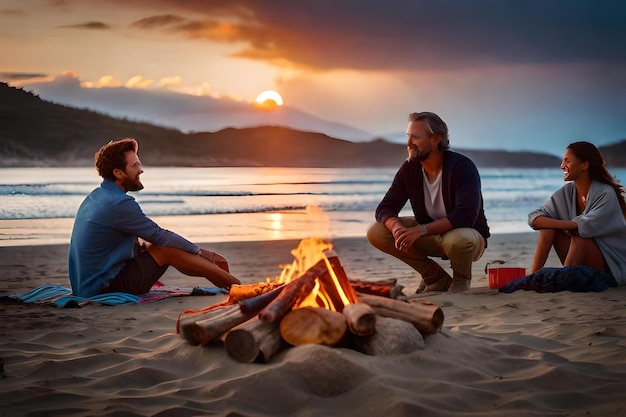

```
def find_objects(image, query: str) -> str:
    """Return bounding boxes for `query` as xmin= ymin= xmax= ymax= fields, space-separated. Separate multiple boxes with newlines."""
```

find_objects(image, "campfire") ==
xmin=177 ymin=238 xmax=444 ymax=363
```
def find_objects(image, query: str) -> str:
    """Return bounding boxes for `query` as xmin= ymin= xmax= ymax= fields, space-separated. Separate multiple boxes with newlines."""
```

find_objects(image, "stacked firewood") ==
xmin=178 ymin=251 xmax=444 ymax=363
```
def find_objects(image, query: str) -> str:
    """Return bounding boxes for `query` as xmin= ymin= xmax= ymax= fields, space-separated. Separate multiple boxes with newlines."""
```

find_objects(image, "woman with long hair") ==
xmin=529 ymin=141 xmax=626 ymax=285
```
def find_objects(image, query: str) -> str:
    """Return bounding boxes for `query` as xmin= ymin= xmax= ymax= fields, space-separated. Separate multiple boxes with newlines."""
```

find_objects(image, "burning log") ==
xmin=352 ymin=278 xmax=398 ymax=287
xmin=314 ymin=255 xmax=358 ymax=312
xmin=342 ymin=302 xmax=376 ymax=336
xmin=224 ymin=317 xmax=284 ymax=363
xmin=258 ymin=260 xmax=326 ymax=323
xmin=357 ymin=293 xmax=444 ymax=335
xmin=180 ymin=286 xmax=284 ymax=346
xmin=315 ymin=269 xmax=350 ymax=312
xmin=227 ymin=281 xmax=285 ymax=303
xmin=178 ymin=237 xmax=448 ymax=361
xmin=238 ymin=285 xmax=284 ymax=314
xmin=180 ymin=304 xmax=249 ymax=346
xmin=178 ymin=304 xmax=237 ymax=344
xmin=323 ymin=251 xmax=358 ymax=305
xmin=353 ymin=316 xmax=425 ymax=355
xmin=279 ymin=307 xmax=347 ymax=346
xmin=176 ymin=281 xmax=284 ymax=333
xmin=350 ymin=278 xmax=405 ymax=299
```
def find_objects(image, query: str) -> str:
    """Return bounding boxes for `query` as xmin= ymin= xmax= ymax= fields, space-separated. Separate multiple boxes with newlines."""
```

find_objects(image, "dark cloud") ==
xmin=129 ymin=14 xmax=245 ymax=42
xmin=107 ymin=0 xmax=626 ymax=71
xmin=130 ymin=14 xmax=268 ymax=43
xmin=130 ymin=14 xmax=185 ymax=29
xmin=59 ymin=21 xmax=112 ymax=30
xmin=0 ymin=72 xmax=48 ymax=81
xmin=0 ymin=9 xmax=26 ymax=16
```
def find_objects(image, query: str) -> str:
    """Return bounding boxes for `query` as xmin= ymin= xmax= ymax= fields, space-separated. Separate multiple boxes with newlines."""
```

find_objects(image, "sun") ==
xmin=255 ymin=90 xmax=284 ymax=110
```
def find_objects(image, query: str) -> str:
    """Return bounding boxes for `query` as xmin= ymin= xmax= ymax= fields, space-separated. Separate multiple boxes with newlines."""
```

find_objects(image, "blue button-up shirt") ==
xmin=68 ymin=179 xmax=200 ymax=297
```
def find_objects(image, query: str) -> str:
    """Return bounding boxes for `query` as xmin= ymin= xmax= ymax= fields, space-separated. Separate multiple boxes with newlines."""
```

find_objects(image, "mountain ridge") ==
xmin=24 ymin=76 xmax=376 ymax=141
xmin=3 ymin=83 xmax=625 ymax=168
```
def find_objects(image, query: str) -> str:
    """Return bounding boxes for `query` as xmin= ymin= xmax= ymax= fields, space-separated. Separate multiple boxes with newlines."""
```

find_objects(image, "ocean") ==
xmin=1 ymin=166 xmax=625 ymax=246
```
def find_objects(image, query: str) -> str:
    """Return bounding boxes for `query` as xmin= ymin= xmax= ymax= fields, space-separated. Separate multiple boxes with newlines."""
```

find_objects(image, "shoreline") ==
xmin=0 ymin=232 xmax=559 ymax=295
xmin=0 ymin=212 xmax=534 ymax=249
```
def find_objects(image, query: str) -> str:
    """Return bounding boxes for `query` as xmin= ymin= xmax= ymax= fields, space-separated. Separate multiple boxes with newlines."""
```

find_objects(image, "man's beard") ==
xmin=408 ymin=147 xmax=431 ymax=161
xmin=122 ymin=177 xmax=144 ymax=192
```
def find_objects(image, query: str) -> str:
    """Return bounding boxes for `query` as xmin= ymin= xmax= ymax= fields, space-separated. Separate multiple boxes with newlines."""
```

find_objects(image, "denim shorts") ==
xmin=102 ymin=250 xmax=169 ymax=295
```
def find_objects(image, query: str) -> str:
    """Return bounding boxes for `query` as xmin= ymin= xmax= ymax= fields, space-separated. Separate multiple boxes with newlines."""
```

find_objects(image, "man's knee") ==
xmin=366 ymin=222 xmax=389 ymax=246
xmin=441 ymin=229 xmax=484 ymax=260
xmin=443 ymin=236 xmax=474 ymax=252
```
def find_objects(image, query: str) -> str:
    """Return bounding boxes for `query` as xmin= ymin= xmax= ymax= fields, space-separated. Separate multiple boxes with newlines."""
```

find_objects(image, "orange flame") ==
xmin=274 ymin=237 xmax=333 ymax=283
xmin=176 ymin=237 xmax=357 ymax=333
xmin=273 ymin=237 xmax=357 ymax=312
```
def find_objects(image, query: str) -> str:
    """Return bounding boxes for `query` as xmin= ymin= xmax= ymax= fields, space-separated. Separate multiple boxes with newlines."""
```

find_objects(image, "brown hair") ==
xmin=408 ymin=111 xmax=450 ymax=151
xmin=94 ymin=138 xmax=138 ymax=181
xmin=567 ymin=141 xmax=626 ymax=218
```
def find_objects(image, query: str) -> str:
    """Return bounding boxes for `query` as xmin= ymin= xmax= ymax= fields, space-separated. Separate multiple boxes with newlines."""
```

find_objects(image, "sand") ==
xmin=1 ymin=233 xmax=625 ymax=416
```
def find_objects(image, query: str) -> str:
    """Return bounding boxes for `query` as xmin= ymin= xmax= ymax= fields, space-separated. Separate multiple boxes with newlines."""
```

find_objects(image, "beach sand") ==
xmin=1 ymin=233 xmax=625 ymax=416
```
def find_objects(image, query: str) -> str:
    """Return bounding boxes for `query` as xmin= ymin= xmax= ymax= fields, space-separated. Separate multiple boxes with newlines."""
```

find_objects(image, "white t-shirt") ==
xmin=423 ymin=168 xmax=446 ymax=220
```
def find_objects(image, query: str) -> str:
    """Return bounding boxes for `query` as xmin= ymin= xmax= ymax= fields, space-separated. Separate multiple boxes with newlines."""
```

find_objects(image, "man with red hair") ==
xmin=68 ymin=138 xmax=241 ymax=298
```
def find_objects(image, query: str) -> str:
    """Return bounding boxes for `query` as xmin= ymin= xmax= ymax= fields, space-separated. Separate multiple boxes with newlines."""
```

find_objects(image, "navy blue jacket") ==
xmin=375 ymin=151 xmax=490 ymax=239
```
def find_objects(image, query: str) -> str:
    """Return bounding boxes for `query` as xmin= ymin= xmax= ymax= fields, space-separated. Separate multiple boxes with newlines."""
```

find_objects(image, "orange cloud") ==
xmin=94 ymin=75 xmax=122 ymax=88
xmin=125 ymin=76 xmax=154 ymax=89
xmin=160 ymin=76 xmax=182 ymax=87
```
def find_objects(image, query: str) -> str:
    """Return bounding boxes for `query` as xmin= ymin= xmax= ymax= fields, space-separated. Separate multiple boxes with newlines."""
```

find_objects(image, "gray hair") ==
xmin=408 ymin=112 xmax=450 ymax=151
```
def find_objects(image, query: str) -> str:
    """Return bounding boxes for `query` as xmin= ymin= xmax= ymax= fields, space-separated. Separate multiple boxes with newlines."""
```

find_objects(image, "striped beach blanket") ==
xmin=0 ymin=282 xmax=227 ymax=308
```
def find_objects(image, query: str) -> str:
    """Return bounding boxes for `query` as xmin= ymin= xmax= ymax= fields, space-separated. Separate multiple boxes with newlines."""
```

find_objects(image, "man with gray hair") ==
xmin=367 ymin=112 xmax=490 ymax=293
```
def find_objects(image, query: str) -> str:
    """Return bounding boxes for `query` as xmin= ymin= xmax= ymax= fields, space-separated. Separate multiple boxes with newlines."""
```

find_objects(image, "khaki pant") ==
xmin=366 ymin=217 xmax=486 ymax=283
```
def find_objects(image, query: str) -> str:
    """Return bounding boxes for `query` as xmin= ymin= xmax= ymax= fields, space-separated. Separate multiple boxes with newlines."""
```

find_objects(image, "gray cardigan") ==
xmin=528 ymin=180 xmax=626 ymax=285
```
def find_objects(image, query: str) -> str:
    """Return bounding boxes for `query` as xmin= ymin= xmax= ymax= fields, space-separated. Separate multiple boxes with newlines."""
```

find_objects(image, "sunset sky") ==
xmin=1 ymin=0 xmax=625 ymax=154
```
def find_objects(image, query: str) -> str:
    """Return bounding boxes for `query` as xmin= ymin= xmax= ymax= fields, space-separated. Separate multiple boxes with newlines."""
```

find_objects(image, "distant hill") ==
xmin=4 ymin=82 xmax=620 ymax=168
xmin=595 ymin=140 xmax=626 ymax=167
xmin=26 ymin=75 xmax=376 ymax=142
